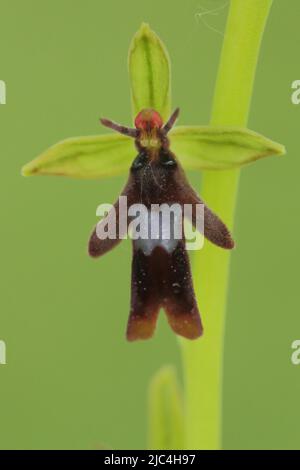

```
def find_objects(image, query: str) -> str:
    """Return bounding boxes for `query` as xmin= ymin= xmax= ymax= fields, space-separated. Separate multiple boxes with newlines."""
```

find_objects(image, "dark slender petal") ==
xmin=100 ymin=118 xmax=138 ymax=138
xmin=203 ymin=205 xmax=234 ymax=249
xmin=88 ymin=178 xmax=135 ymax=257
xmin=163 ymin=108 xmax=180 ymax=134
xmin=175 ymin=168 xmax=234 ymax=250
xmin=89 ymin=217 xmax=122 ymax=257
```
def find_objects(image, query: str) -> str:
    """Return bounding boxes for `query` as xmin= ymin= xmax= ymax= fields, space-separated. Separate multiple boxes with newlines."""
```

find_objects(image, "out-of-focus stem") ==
xmin=181 ymin=0 xmax=274 ymax=449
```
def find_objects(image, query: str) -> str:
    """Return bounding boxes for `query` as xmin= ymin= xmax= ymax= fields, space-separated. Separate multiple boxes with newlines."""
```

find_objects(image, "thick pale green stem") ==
xmin=181 ymin=0 xmax=273 ymax=449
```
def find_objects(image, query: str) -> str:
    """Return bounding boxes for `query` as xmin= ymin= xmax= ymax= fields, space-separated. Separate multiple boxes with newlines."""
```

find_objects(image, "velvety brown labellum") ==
xmin=89 ymin=109 xmax=234 ymax=341
xmin=128 ymin=243 xmax=202 ymax=341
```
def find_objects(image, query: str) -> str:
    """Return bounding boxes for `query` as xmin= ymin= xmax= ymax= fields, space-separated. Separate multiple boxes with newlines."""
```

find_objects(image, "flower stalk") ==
xmin=180 ymin=0 xmax=274 ymax=450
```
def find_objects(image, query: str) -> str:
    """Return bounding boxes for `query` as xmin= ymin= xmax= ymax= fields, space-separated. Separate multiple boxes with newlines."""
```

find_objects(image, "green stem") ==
xmin=180 ymin=0 xmax=273 ymax=450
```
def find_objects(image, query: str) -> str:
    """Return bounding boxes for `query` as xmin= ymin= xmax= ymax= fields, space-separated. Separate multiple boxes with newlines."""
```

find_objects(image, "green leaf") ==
xmin=170 ymin=125 xmax=285 ymax=170
xmin=148 ymin=366 xmax=185 ymax=450
xmin=129 ymin=23 xmax=171 ymax=121
xmin=21 ymin=134 xmax=134 ymax=179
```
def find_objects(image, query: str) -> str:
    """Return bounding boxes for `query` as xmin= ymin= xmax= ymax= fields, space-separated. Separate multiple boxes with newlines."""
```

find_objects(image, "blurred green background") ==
xmin=0 ymin=0 xmax=299 ymax=450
